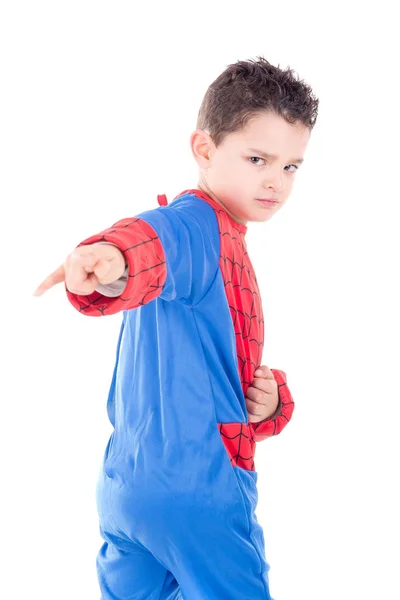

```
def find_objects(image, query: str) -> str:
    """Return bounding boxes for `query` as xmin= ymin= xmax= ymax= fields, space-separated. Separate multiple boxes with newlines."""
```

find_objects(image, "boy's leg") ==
xmin=96 ymin=529 xmax=181 ymax=600
xmin=173 ymin=517 xmax=273 ymax=600
xmin=160 ymin=468 xmax=275 ymax=600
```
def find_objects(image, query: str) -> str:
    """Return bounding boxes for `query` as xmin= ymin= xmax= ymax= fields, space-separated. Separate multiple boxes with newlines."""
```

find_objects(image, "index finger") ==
xmin=33 ymin=264 xmax=65 ymax=297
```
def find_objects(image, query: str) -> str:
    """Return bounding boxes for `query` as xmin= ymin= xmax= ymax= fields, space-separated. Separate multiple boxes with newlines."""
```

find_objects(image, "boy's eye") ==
xmin=249 ymin=157 xmax=266 ymax=166
xmin=249 ymin=157 xmax=299 ymax=173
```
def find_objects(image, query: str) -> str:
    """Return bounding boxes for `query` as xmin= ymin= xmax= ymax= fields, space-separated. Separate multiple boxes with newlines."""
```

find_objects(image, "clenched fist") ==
xmin=246 ymin=365 xmax=280 ymax=423
xmin=33 ymin=243 xmax=127 ymax=297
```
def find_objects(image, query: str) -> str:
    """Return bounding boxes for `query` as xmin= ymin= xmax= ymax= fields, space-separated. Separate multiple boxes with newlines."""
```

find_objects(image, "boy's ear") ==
xmin=190 ymin=129 xmax=215 ymax=169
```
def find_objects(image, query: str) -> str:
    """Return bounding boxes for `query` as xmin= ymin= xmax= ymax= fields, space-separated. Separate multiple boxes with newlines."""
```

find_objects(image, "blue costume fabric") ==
xmin=66 ymin=189 xmax=295 ymax=599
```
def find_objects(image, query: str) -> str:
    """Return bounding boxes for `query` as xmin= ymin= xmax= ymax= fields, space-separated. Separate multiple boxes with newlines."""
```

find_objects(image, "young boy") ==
xmin=34 ymin=57 xmax=318 ymax=599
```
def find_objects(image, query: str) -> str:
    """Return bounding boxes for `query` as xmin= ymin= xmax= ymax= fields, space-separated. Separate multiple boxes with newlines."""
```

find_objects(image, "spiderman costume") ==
xmin=66 ymin=188 xmax=295 ymax=599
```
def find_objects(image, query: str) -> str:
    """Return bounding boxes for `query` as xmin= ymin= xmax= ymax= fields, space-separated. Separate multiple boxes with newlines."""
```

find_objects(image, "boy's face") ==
xmin=191 ymin=111 xmax=311 ymax=225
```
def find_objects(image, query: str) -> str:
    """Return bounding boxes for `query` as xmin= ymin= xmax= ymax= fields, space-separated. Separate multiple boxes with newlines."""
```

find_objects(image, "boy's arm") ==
xmin=248 ymin=369 xmax=295 ymax=442
xmin=65 ymin=216 xmax=166 ymax=315
xmin=65 ymin=201 xmax=219 ymax=316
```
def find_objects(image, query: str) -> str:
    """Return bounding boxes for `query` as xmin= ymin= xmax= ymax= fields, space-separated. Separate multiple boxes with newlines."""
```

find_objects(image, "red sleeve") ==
xmin=248 ymin=369 xmax=295 ymax=442
xmin=65 ymin=217 xmax=167 ymax=317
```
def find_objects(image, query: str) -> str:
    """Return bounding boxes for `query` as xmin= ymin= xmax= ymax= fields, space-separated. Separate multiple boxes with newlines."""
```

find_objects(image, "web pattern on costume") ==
xmin=65 ymin=216 xmax=168 ymax=316
xmin=190 ymin=190 xmax=294 ymax=471
xmin=66 ymin=191 xmax=295 ymax=473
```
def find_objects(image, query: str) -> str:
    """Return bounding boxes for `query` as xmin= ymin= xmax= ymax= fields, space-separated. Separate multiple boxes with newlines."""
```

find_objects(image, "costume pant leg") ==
xmin=96 ymin=526 xmax=182 ymax=600
xmin=96 ymin=415 xmax=274 ymax=599
xmin=134 ymin=464 xmax=274 ymax=600
xmin=97 ymin=468 xmax=272 ymax=600
xmin=173 ymin=468 xmax=274 ymax=600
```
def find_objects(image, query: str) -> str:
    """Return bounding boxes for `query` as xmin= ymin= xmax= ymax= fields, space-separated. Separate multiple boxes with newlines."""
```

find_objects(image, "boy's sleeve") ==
xmin=249 ymin=369 xmax=295 ymax=442
xmin=65 ymin=201 xmax=219 ymax=316
xmin=94 ymin=265 xmax=129 ymax=297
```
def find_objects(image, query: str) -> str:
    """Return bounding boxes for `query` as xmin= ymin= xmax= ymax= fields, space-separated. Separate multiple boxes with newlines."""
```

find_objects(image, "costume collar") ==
xmin=173 ymin=189 xmax=248 ymax=235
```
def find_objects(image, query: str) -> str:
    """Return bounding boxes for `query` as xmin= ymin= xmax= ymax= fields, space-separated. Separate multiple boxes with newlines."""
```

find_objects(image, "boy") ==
xmin=34 ymin=57 xmax=319 ymax=599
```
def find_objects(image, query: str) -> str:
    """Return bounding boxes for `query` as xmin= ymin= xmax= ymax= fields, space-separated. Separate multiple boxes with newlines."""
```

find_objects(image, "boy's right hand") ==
xmin=33 ymin=243 xmax=127 ymax=297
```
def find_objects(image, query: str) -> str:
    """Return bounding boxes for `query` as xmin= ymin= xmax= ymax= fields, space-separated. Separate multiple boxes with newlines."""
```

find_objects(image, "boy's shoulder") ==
xmin=170 ymin=190 xmax=247 ymax=239
xmin=168 ymin=189 xmax=215 ymax=217
xmin=138 ymin=189 xmax=219 ymax=231
xmin=130 ymin=191 xmax=221 ymax=261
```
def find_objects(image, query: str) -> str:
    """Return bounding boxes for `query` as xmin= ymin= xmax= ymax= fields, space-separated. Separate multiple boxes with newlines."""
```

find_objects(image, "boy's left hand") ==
xmin=246 ymin=365 xmax=280 ymax=423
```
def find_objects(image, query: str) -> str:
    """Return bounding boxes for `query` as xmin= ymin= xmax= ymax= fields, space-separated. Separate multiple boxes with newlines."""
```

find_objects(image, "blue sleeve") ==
xmin=136 ymin=196 xmax=220 ymax=306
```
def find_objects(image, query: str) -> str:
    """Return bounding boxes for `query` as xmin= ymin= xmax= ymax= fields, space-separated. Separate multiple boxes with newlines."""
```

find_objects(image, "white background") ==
xmin=1 ymin=1 xmax=399 ymax=599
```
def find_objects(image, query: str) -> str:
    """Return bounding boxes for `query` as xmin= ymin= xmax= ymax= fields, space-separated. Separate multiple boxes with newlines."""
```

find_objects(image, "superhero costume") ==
xmin=66 ymin=189 xmax=295 ymax=599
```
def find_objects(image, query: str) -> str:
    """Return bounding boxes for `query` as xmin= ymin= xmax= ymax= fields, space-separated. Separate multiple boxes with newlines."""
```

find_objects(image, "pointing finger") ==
xmin=33 ymin=264 xmax=65 ymax=297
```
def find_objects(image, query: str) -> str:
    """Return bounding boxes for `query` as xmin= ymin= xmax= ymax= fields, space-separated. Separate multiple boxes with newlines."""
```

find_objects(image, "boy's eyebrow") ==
xmin=247 ymin=148 xmax=304 ymax=165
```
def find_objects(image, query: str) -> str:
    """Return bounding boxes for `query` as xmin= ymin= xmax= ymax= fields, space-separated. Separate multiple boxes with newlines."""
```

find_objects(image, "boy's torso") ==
xmin=101 ymin=190 xmax=264 ymax=486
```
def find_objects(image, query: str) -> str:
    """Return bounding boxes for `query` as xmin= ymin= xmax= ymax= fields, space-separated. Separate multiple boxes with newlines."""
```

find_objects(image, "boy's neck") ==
xmin=196 ymin=182 xmax=248 ymax=227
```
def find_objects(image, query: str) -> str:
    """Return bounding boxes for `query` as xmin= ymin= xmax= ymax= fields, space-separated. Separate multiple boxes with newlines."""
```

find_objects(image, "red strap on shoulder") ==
xmin=157 ymin=194 xmax=168 ymax=206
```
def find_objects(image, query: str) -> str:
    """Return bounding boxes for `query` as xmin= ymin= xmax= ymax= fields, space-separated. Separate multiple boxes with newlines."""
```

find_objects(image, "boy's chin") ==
xmin=248 ymin=210 xmax=276 ymax=223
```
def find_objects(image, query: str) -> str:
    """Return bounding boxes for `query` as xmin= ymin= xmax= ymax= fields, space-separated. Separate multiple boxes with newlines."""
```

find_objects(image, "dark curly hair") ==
xmin=197 ymin=56 xmax=319 ymax=147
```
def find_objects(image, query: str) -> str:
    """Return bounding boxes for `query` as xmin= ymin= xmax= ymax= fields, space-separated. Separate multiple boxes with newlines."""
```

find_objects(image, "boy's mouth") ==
xmin=256 ymin=198 xmax=279 ymax=206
